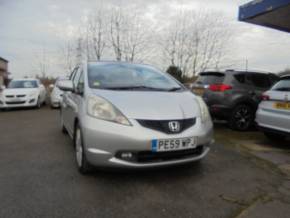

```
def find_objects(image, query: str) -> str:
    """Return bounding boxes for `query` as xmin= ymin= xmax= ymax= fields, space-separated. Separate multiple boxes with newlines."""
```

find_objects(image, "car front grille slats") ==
xmin=137 ymin=118 xmax=196 ymax=134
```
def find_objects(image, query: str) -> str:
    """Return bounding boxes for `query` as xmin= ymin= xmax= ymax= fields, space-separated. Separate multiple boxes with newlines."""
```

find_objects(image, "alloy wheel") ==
xmin=233 ymin=106 xmax=252 ymax=130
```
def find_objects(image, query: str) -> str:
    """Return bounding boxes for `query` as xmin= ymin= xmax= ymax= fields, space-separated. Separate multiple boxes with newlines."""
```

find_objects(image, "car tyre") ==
xmin=74 ymin=123 xmax=92 ymax=174
xmin=228 ymin=104 xmax=254 ymax=131
xmin=60 ymin=111 xmax=68 ymax=134
xmin=264 ymin=131 xmax=286 ymax=142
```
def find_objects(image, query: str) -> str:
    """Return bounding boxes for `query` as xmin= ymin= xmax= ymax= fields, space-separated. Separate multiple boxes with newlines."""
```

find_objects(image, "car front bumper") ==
xmin=0 ymin=98 xmax=38 ymax=108
xmin=81 ymin=116 xmax=214 ymax=169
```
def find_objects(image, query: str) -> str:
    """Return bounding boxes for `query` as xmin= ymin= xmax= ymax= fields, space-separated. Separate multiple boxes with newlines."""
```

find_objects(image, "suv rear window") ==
xmin=196 ymin=72 xmax=225 ymax=85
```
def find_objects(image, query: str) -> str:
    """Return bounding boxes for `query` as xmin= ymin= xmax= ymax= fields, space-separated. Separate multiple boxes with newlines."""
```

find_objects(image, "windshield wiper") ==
xmin=167 ymin=87 xmax=182 ymax=92
xmin=104 ymin=86 xmax=168 ymax=91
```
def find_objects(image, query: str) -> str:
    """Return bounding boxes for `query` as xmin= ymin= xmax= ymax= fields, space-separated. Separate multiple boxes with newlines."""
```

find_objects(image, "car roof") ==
xmin=280 ymin=75 xmax=290 ymax=80
xmin=200 ymin=70 xmax=274 ymax=76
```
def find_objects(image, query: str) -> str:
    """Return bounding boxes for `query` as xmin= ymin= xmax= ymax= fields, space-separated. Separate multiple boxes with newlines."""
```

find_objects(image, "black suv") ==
xmin=192 ymin=70 xmax=279 ymax=131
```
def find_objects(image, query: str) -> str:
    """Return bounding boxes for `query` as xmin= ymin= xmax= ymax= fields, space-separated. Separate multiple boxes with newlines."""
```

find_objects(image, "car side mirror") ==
xmin=57 ymin=80 xmax=74 ymax=92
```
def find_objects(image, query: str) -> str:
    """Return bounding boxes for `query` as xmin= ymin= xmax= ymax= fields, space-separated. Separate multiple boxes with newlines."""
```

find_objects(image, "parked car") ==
xmin=0 ymin=78 xmax=46 ymax=109
xmin=58 ymin=61 xmax=214 ymax=174
xmin=50 ymin=77 xmax=65 ymax=108
xmin=192 ymin=70 xmax=279 ymax=131
xmin=256 ymin=75 xmax=290 ymax=140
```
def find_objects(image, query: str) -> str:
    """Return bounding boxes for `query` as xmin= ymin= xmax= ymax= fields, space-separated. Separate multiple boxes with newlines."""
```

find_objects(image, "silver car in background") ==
xmin=256 ymin=75 xmax=290 ymax=140
xmin=50 ymin=77 xmax=65 ymax=108
xmin=58 ymin=61 xmax=214 ymax=174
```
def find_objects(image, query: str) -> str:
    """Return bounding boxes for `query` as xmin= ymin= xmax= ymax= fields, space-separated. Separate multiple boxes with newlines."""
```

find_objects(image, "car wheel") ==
xmin=60 ymin=112 xmax=68 ymax=134
xmin=36 ymin=97 xmax=41 ymax=109
xmin=74 ymin=124 xmax=92 ymax=174
xmin=264 ymin=132 xmax=286 ymax=142
xmin=228 ymin=104 xmax=254 ymax=131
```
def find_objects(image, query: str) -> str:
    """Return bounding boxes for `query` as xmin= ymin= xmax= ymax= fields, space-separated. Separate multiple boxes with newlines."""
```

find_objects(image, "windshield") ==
xmin=271 ymin=78 xmax=290 ymax=91
xmin=8 ymin=80 xmax=38 ymax=89
xmin=87 ymin=63 xmax=182 ymax=91
xmin=196 ymin=73 xmax=225 ymax=85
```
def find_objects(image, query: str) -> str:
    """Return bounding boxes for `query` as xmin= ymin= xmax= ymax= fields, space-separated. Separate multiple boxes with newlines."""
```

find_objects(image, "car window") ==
xmin=76 ymin=70 xmax=84 ymax=93
xmin=69 ymin=68 xmax=78 ymax=81
xmin=196 ymin=72 xmax=225 ymax=85
xmin=8 ymin=80 xmax=38 ymax=89
xmin=73 ymin=68 xmax=82 ymax=88
xmin=271 ymin=78 xmax=290 ymax=91
xmin=234 ymin=74 xmax=246 ymax=84
xmin=87 ymin=63 xmax=182 ymax=91
xmin=250 ymin=74 xmax=271 ymax=89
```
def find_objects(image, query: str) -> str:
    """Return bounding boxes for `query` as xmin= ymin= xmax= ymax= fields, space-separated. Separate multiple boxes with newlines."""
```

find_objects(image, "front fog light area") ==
xmin=116 ymin=151 xmax=135 ymax=161
xmin=29 ymin=99 xmax=36 ymax=103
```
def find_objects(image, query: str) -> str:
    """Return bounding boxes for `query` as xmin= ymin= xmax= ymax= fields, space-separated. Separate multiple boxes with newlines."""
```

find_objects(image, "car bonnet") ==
xmin=91 ymin=89 xmax=200 ymax=120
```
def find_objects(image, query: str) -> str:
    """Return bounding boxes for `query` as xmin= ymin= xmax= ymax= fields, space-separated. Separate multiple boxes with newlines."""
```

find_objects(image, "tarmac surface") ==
xmin=0 ymin=107 xmax=289 ymax=218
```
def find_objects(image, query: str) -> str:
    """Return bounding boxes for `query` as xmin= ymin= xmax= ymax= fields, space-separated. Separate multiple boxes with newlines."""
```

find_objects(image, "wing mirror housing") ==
xmin=57 ymin=80 xmax=74 ymax=92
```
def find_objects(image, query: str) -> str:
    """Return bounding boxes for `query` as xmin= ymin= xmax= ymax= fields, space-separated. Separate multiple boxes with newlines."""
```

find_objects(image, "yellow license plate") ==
xmin=192 ymin=88 xmax=205 ymax=96
xmin=274 ymin=102 xmax=290 ymax=110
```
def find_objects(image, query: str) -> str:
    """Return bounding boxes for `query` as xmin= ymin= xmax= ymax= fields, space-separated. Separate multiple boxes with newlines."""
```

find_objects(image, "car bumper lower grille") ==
xmin=6 ymin=101 xmax=26 ymax=105
xmin=116 ymin=146 xmax=204 ymax=163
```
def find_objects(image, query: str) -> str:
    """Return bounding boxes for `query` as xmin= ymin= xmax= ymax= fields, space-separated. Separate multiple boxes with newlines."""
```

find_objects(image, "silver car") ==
xmin=256 ymin=75 xmax=290 ymax=140
xmin=58 ymin=61 xmax=214 ymax=173
xmin=50 ymin=77 xmax=65 ymax=108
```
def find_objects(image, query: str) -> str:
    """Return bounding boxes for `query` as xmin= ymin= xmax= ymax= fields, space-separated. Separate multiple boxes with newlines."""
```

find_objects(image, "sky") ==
xmin=1 ymin=0 xmax=290 ymax=78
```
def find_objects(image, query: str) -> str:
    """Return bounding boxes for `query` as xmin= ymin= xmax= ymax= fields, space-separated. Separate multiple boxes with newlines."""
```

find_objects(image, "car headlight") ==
xmin=29 ymin=92 xmax=38 ymax=97
xmin=195 ymin=96 xmax=210 ymax=123
xmin=87 ymin=95 xmax=131 ymax=126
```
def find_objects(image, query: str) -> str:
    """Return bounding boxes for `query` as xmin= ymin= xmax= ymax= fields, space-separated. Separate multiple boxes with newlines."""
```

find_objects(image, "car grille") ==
xmin=5 ymin=95 xmax=14 ymax=98
xmin=6 ymin=101 xmax=26 ymax=105
xmin=116 ymin=146 xmax=204 ymax=163
xmin=137 ymin=118 xmax=196 ymax=134
xmin=16 ymin=95 xmax=26 ymax=98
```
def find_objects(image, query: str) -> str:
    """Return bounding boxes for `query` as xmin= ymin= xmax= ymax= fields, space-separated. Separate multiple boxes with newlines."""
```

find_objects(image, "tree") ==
xmin=162 ymin=10 xmax=232 ymax=77
xmin=59 ymin=38 xmax=78 ymax=74
xmin=166 ymin=65 xmax=183 ymax=82
xmin=109 ymin=6 xmax=152 ymax=62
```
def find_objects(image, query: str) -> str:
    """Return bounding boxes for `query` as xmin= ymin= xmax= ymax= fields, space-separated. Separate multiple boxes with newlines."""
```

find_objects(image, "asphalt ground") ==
xmin=0 ymin=107 xmax=289 ymax=218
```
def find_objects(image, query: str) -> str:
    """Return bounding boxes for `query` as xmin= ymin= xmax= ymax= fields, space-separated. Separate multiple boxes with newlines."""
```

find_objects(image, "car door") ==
xmin=62 ymin=68 xmax=77 ymax=135
xmin=65 ymin=67 xmax=82 ymax=135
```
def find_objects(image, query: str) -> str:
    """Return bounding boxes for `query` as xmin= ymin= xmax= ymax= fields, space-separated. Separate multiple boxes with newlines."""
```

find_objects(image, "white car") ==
xmin=50 ymin=78 xmax=65 ymax=108
xmin=256 ymin=75 xmax=290 ymax=140
xmin=0 ymin=79 xmax=46 ymax=109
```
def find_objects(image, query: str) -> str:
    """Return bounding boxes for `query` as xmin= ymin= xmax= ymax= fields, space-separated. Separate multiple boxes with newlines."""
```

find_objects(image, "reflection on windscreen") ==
xmin=8 ymin=80 xmax=38 ymax=89
xmin=87 ymin=63 xmax=181 ymax=91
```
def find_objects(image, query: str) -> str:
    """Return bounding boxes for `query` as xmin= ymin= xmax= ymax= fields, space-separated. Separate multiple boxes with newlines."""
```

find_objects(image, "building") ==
xmin=0 ymin=57 xmax=9 ymax=87
xmin=239 ymin=0 xmax=290 ymax=33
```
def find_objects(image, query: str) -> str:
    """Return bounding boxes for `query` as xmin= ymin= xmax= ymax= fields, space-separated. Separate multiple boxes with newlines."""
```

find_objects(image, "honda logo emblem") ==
xmin=168 ymin=121 xmax=180 ymax=132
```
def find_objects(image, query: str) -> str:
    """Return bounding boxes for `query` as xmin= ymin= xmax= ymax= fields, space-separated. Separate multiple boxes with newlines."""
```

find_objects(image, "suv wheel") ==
xmin=229 ymin=104 xmax=254 ymax=131
xmin=74 ymin=124 xmax=92 ymax=174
